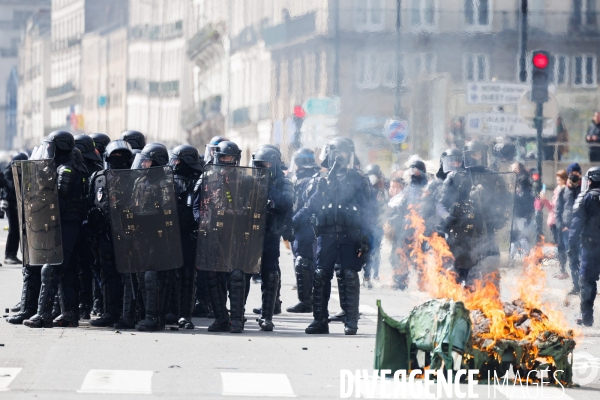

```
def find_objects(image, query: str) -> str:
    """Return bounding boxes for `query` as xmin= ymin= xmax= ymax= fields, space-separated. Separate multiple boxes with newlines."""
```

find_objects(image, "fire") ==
xmin=400 ymin=205 xmax=575 ymax=358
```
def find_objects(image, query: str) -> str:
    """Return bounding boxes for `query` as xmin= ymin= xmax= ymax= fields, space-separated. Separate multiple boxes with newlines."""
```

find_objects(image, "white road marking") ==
xmin=77 ymin=370 xmax=153 ymax=394
xmin=221 ymin=372 xmax=296 ymax=397
xmin=0 ymin=368 xmax=22 ymax=391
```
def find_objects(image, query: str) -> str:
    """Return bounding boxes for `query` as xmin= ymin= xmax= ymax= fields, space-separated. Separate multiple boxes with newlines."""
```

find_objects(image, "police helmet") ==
xmin=212 ymin=141 xmax=241 ymax=166
xmin=204 ymin=136 xmax=230 ymax=164
xmin=90 ymin=133 xmax=111 ymax=154
xmin=131 ymin=143 xmax=169 ymax=169
xmin=12 ymin=152 xmax=28 ymax=162
xmin=292 ymin=147 xmax=317 ymax=169
xmin=120 ymin=130 xmax=146 ymax=150
xmin=105 ymin=140 xmax=133 ymax=170
xmin=75 ymin=134 xmax=102 ymax=162
xmin=41 ymin=131 xmax=74 ymax=159
xmin=463 ymin=140 xmax=488 ymax=169
xmin=320 ymin=137 xmax=355 ymax=169
xmin=441 ymin=148 xmax=463 ymax=173
xmin=169 ymin=144 xmax=203 ymax=173
xmin=252 ymin=146 xmax=282 ymax=176
xmin=408 ymin=157 xmax=426 ymax=176
xmin=365 ymin=164 xmax=382 ymax=177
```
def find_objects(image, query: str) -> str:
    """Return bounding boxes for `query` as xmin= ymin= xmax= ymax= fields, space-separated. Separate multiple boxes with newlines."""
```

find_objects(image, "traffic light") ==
xmin=530 ymin=51 xmax=552 ymax=103
xmin=291 ymin=105 xmax=305 ymax=150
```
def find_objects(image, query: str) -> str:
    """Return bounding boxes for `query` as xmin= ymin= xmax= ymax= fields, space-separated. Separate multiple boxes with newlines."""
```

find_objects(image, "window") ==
xmin=464 ymin=0 xmax=491 ymax=28
xmin=354 ymin=0 xmax=385 ymax=32
xmin=553 ymin=55 xmax=569 ymax=86
xmin=463 ymin=54 xmax=489 ymax=82
xmin=355 ymin=52 xmax=403 ymax=89
xmin=573 ymin=54 xmax=597 ymax=87
xmin=413 ymin=53 xmax=437 ymax=75
xmin=411 ymin=0 xmax=437 ymax=29
xmin=573 ymin=0 xmax=597 ymax=28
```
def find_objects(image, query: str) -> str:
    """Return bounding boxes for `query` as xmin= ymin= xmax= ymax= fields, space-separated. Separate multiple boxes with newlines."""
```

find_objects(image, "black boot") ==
xmin=259 ymin=271 xmax=280 ymax=331
xmin=306 ymin=269 xmax=330 ymax=334
xmin=91 ymin=275 xmax=103 ymax=315
xmin=135 ymin=270 xmax=163 ymax=332
xmin=343 ymin=269 xmax=360 ymax=335
xmin=7 ymin=265 xmax=40 ymax=325
xmin=115 ymin=274 xmax=137 ymax=329
xmin=229 ymin=270 xmax=246 ymax=333
xmin=53 ymin=282 xmax=79 ymax=328
xmin=165 ymin=270 xmax=180 ymax=325
xmin=79 ymin=303 xmax=91 ymax=320
xmin=24 ymin=264 xmax=59 ymax=329
xmin=178 ymin=266 xmax=196 ymax=329
xmin=287 ymin=257 xmax=313 ymax=313
xmin=207 ymin=272 xmax=229 ymax=332
xmin=90 ymin=274 xmax=120 ymax=327
xmin=192 ymin=271 xmax=210 ymax=317
xmin=329 ymin=265 xmax=346 ymax=322
xmin=10 ymin=302 xmax=21 ymax=313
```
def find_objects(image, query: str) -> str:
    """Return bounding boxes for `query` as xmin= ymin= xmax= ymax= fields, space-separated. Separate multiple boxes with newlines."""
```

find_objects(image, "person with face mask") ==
xmin=23 ymin=131 xmax=86 ymax=328
xmin=294 ymin=137 xmax=374 ymax=335
xmin=569 ymin=167 xmax=600 ymax=326
xmin=557 ymin=163 xmax=583 ymax=295
xmin=86 ymin=140 xmax=133 ymax=327
xmin=362 ymin=164 xmax=389 ymax=287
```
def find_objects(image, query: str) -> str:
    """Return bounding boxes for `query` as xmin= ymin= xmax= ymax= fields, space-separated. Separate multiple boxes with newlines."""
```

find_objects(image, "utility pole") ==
xmin=519 ymin=0 xmax=528 ymax=83
xmin=394 ymin=0 xmax=402 ymax=117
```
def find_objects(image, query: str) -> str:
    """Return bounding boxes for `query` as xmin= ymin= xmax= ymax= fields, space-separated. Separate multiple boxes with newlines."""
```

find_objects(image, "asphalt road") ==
xmin=1 ymin=223 xmax=600 ymax=399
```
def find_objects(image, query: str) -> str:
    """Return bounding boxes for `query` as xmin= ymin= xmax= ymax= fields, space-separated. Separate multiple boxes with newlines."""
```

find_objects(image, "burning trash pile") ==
xmin=375 ymin=207 xmax=576 ymax=386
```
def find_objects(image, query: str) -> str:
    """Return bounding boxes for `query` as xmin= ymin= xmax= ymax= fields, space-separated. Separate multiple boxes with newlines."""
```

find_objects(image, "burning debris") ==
xmin=375 ymin=206 xmax=577 ymax=386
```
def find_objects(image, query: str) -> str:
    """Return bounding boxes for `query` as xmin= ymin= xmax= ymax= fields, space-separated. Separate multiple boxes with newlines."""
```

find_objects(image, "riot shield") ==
xmin=16 ymin=159 xmax=63 ymax=266
xmin=195 ymin=165 xmax=269 ymax=274
xmin=452 ymin=171 xmax=516 ymax=266
xmin=107 ymin=166 xmax=183 ymax=274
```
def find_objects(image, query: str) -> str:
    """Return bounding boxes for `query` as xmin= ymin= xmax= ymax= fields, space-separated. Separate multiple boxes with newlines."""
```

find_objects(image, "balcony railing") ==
xmin=230 ymin=26 xmax=258 ymax=53
xmin=130 ymin=21 xmax=183 ymax=42
xmin=187 ymin=23 xmax=222 ymax=60
xmin=261 ymin=12 xmax=316 ymax=48
xmin=127 ymin=79 xmax=180 ymax=96
xmin=46 ymin=81 xmax=75 ymax=98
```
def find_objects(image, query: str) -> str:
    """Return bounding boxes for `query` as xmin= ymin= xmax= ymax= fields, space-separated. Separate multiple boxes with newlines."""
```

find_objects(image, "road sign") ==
xmin=303 ymin=97 xmax=340 ymax=117
xmin=518 ymin=91 xmax=559 ymax=121
xmin=465 ymin=113 xmax=554 ymax=137
xmin=466 ymin=82 xmax=529 ymax=105
xmin=384 ymin=119 xmax=408 ymax=143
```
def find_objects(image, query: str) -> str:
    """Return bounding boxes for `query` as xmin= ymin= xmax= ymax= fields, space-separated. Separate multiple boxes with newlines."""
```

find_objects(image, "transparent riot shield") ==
xmin=452 ymin=171 xmax=516 ymax=266
xmin=195 ymin=165 xmax=269 ymax=274
xmin=107 ymin=166 xmax=183 ymax=274
xmin=16 ymin=159 xmax=63 ymax=266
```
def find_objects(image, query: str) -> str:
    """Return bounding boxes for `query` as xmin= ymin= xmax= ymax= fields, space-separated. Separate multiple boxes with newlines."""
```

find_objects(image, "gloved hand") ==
xmin=357 ymin=235 xmax=370 ymax=258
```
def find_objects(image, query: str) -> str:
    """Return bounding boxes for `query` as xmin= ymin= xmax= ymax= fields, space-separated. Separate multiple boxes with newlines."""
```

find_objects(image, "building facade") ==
xmin=16 ymin=9 xmax=51 ymax=150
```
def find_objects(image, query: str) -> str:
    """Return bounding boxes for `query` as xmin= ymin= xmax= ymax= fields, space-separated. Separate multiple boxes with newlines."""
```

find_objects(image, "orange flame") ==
xmin=399 ymin=205 xmax=575 ymax=355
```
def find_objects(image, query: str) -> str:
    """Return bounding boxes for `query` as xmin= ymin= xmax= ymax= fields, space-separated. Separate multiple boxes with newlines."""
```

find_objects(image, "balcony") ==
xmin=186 ymin=22 xmax=225 ymax=65
xmin=230 ymin=26 xmax=258 ymax=53
xmin=127 ymin=79 xmax=180 ymax=97
xmin=261 ymin=12 xmax=316 ymax=48
xmin=181 ymin=95 xmax=222 ymax=130
xmin=46 ymin=82 xmax=75 ymax=99
xmin=129 ymin=21 xmax=183 ymax=42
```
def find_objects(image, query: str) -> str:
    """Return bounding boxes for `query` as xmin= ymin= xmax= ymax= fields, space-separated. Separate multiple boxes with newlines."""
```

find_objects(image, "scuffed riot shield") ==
xmin=15 ymin=159 xmax=63 ymax=266
xmin=107 ymin=166 xmax=183 ymax=274
xmin=453 ymin=171 xmax=516 ymax=265
xmin=196 ymin=165 xmax=269 ymax=274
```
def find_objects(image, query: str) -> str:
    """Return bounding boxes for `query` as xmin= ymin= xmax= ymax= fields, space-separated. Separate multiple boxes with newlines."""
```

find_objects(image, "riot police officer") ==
xmin=287 ymin=148 xmax=321 ymax=313
xmin=296 ymin=137 xmax=373 ymax=335
xmin=251 ymin=146 xmax=293 ymax=331
xmin=439 ymin=141 xmax=511 ymax=285
xmin=570 ymin=167 xmax=600 ymax=327
xmin=120 ymin=130 xmax=146 ymax=150
xmin=90 ymin=133 xmax=111 ymax=155
xmin=86 ymin=140 xmax=133 ymax=327
xmin=73 ymin=134 xmax=104 ymax=319
xmin=23 ymin=131 xmax=86 ymax=328
xmin=168 ymin=145 xmax=203 ymax=329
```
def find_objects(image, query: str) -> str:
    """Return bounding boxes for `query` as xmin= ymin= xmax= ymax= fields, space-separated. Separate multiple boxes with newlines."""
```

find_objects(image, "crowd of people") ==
xmin=3 ymin=129 xmax=600 ymax=335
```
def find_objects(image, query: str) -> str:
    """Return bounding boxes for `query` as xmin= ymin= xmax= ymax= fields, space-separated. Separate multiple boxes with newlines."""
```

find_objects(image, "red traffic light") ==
xmin=532 ymin=53 xmax=549 ymax=69
xmin=294 ymin=105 xmax=306 ymax=118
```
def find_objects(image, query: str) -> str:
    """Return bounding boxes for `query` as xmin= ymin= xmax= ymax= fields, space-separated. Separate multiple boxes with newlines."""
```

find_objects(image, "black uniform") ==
xmin=4 ymin=153 xmax=26 ymax=263
xmin=24 ymin=131 xmax=86 ymax=328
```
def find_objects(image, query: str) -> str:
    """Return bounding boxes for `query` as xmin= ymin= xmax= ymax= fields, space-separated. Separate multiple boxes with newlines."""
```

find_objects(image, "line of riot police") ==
xmin=5 ymin=132 xmax=378 ymax=335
